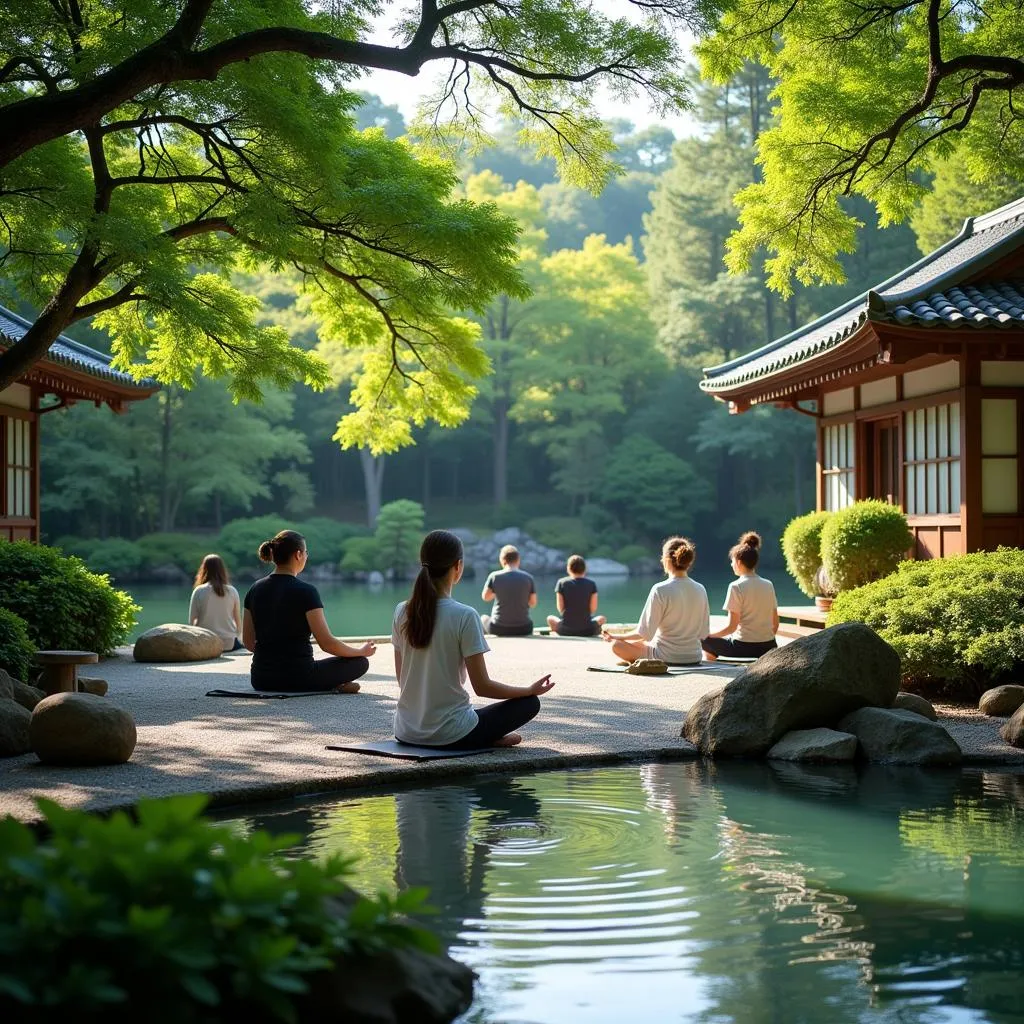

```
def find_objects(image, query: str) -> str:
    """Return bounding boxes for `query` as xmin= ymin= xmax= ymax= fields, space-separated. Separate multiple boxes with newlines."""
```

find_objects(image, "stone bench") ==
xmin=35 ymin=650 xmax=99 ymax=695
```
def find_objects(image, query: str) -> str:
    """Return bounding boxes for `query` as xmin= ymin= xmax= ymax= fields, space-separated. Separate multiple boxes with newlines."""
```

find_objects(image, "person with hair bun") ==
xmin=392 ymin=529 xmax=553 ymax=749
xmin=701 ymin=531 xmax=779 ymax=661
xmin=189 ymin=553 xmax=244 ymax=652
xmin=242 ymin=529 xmax=375 ymax=692
xmin=602 ymin=536 xmax=709 ymax=666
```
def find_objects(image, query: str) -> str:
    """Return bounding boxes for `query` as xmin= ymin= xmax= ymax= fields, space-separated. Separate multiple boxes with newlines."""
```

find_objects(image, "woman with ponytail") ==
xmin=602 ymin=536 xmax=710 ymax=666
xmin=392 ymin=530 xmax=554 ymax=749
xmin=242 ymin=530 xmax=375 ymax=692
xmin=701 ymin=531 xmax=779 ymax=661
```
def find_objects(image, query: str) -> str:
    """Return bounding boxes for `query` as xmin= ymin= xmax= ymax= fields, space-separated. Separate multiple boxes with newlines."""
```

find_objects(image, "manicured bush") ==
xmin=828 ymin=548 xmax=1024 ymax=697
xmin=340 ymin=536 xmax=380 ymax=573
xmin=0 ymin=608 xmax=35 ymax=681
xmin=0 ymin=542 xmax=137 ymax=654
xmin=137 ymin=532 xmax=214 ymax=575
xmin=781 ymin=511 xmax=832 ymax=598
xmin=820 ymin=500 xmax=913 ymax=592
xmin=374 ymin=500 xmax=425 ymax=575
xmin=615 ymin=543 xmax=650 ymax=567
xmin=82 ymin=538 xmax=145 ymax=580
xmin=51 ymin=535 xmax=92 ymax=559
xmin=525 ymin=516 xmax=587 ymax=552
xmin=296 ymin=518 xmax=369 ymax=566
xmin=0 ymin=795 xmax=433 ymax=1021
xmin=216 ymin=515 xmax=290 ymax=571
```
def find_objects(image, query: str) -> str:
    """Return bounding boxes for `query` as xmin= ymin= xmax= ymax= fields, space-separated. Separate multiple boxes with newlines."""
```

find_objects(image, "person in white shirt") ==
xmin=602 ymin=536 xmax=710 ymax=666
xmin=188 ymin=553 xmax=244 ymax=652
xmin=392 ymin=529 xmax=555 ymax=749
xmin=701 ymin=531 xmax=779 ymax=661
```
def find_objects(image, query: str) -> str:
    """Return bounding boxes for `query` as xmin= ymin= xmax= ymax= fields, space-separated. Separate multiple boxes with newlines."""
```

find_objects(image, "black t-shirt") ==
xmin=555 ymin=575 xmax=598 ymax=633
xmin=243 ymin=574 xmax=323 ymax=675
xmin=484 ymin=567 xmax=536 ymax=627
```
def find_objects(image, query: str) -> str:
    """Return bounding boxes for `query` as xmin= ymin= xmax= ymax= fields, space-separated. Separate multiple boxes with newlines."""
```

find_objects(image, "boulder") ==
xmin=979 ymin=684 xmax=1024 ymax=718
xmin=133 ymin=623 xmax=222 ymax=663
xmin=77 ymin=676 xmax=109 ymax=697
xmin=837 ymin=707 xmax=962 ymax=765
xmin=30 ymin=692 xmax=136 ymax=766
xmin=12 ymin=679 xmax=46 ymax=710
xmin=892 ymin=691 xmax=937 ymax=721
xmin=1001 ymin=703 xmax=1024 ymax=748
xmin=0 ymin=697 xmax=31 ymax=757
xmin=681 ymin=622 xmax=901 ymax=757
xmin=585 ymin=558 xmax=630 ymax=577
xmin=0 ymin=668 xmax=13 ymax=700
xmin=767 ymin=727 xmax=858 ymax=763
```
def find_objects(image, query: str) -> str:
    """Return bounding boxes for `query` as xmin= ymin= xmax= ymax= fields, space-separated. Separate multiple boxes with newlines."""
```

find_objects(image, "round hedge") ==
xmin=0 ymin=541 xmax=138 ymax=655
xmin=781 ymin=510 xmax=832 ymax=598
xmin=820 ymin=500 xmax=912 ymax=592
xmin=0 ymin=607 xmax=35 ymax=681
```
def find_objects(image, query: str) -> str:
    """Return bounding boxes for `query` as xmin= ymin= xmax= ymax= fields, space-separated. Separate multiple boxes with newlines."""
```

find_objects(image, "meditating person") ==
xmin=242 ymin=529 xmax=375 ymax=693
xmin=547 ymin=554 xmax=607 ymax=637
xmin=189 ymin=553 xmax=243 ymax=652
xmin=602 ymin=536 xmax=709 ymax=666
xmin=701 ymin=531 xmax=779 ymax=661
xmin=481 ymin=544 xmax=537 ymax=636
xmin=392 ymin=529 xmax=554 ymax=749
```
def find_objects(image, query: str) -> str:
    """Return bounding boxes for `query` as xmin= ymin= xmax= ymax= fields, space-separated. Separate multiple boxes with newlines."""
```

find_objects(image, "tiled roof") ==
xmin=702 ymin=195 xmax=1024 ymax=394
xmin=0 ymin=305 xmax=155 ymax=391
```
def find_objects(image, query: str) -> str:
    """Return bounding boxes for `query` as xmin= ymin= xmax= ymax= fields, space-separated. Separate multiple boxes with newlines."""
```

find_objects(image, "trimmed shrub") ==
xmin=340 ymin=536 xmax=380 ymax=573
xmin=374 ymin=500 xmax=425 ymax=575
xmin=296 ymin=518 xmax=370 ymax=566
xmin=216 ymin=515 xmax=290 ymax=571
xmin=82 ymin=538 xmax=145 ymax=580
xmin=137 ymin=533 xmax=214 ymax=575
xmin=51 ymin=535 xmax=92 ymax=559
xmin=828 ymin=548 xmax=1024 ymax=698
xmin=0 ymin=795 xmax=433 ymax=1020
xmin=615 ymin=543 xmax=649 ymax=567
xmin=0 ymin=541 xmax=138 ymax=654
xmin=525 ymin=516 xmax=586 ymax=552
xmin=821 ymin=500 xmax=912 ymax=592
xmin=0 ymin=608 xmax=35 ymax=681
xmin=781 ymin=511 xmax=831 ymax=598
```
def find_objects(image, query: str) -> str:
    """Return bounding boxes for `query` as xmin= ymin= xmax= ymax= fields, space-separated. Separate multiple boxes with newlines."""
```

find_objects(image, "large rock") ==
xmin=892 ymin=691 xmax=937 ymax=720
xmin=1001 ymin=703 xmax=1024 ymax=748
xmin=681 ymin=622 xmax=901 ymax=757
xmin=133 ymin=623 xmax=222 ymax=662
xmin=0 ymin=668 xmax=13 ymax=701
xmin=12 ymin=679 xmax=46 ymax=710
xmin=837 ymin=707 xmax=962 ymax=765
xmin=585 ymin=558 xmax=629 ymax=577
xmin=30 ymin=692 xmax=137 ymax=765
xmin=0 ymin=697 xmax=31 ymax=757
xmin=767 ymin=727 xmax=858 ymax=763
xmin=979 ymin=684 xmax=1024 ymax=718
xmin=77 ymin=676 xmax=109 ymax=697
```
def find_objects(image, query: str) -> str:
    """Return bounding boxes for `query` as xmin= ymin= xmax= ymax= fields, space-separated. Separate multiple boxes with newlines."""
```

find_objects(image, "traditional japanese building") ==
xmin=0 ymin=305 xmax=157 ymax=542
xmin=701 ymin=196 xmax=1024 ymax=559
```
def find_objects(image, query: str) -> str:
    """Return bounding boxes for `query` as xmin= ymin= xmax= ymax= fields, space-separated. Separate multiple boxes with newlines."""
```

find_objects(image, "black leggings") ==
xmin=436 ymin=695 xmax=541 ymax=750
xmin=700 ymin=637 xmax=777 ymax=660
xmin=252 ymin=656 xmax=369 ymax=693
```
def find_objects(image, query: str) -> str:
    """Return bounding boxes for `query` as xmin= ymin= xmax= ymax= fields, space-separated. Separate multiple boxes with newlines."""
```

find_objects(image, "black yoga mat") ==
xmin=326 ymin=739 xmax=495 ymax=761
xmin=206 ymin=688 xmax=343 ymax=699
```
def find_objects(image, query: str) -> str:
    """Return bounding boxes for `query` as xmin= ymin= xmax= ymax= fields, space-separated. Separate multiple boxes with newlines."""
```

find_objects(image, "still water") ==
xmin=127 ymin=570 xmax=804 ymax=639
xmin=223 ymin=762 xmax=1024 ymax=1024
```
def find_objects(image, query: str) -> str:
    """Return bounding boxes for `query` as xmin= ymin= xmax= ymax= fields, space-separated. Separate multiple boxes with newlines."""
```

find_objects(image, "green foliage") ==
xmin=216 ymin=516 xmax=292 ymax=573
xmin=297 ymin=519 xmax=370 ymax=567
xmin=136 ymin=533 xmax=215 ymax=576
xmin=0 ymin=542 xmax=137 ymax=654
xmin=82 ymin=538 xmax=145 ymax=580
xmin=0 ymin=609 xmax=35 ymax=682
xmin=781 ymin=511 xmax=832 ymax=599
xmin=0 ymin=794 xmax=434 ymax=1020
xmin=524 ymin=517 xmax=588 ymax=552
xmin=828 ymin=549 xmax=1024 ymax=697
xmin=339 ymin=537 xmax=381 ymax=574
xmin=615 ymin=544 xmax=651 ymax=567
xmin=820 ymin=501 xmax=913 ymax=593
xmin=373 ymin=501 xmax=426 ymax=575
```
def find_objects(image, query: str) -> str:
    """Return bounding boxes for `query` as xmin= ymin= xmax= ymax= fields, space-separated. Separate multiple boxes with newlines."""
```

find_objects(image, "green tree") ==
xmin=373 ymin=500 xmax=425 ymax=576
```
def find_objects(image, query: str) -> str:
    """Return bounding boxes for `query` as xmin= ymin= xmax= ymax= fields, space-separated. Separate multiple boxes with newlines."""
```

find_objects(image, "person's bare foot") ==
xmin=703 ymin=652 xmax=718 ymax=662
xmin=494 ymin=733 xmax=523 ymax=747
xmin=336 ymin=681 xmax=361 ymax=694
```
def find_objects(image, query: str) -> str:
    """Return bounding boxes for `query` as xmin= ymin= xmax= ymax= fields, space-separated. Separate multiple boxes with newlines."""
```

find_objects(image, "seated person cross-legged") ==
xmin=602 ymin=536 xmax=709 ymax=667
xmin=481 ymin=544 xmax=537 ymax=637
xmin=242 ymin=529 xmax=375 ymax=693
xmin=547 ymin=554 xmax=607 ymax=637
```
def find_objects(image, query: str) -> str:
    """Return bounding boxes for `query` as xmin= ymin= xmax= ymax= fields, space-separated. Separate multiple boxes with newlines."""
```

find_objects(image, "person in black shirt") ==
xmin=242 ymin=530 xmax=375 ymax=692
xmin=547 ymin=554 xmax=606 ymax=637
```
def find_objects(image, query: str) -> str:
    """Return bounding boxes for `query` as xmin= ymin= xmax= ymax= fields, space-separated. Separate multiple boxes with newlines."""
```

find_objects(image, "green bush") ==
xmin=525 ymin=516 xmax=588 ymax=552
xmin=0 ymin=795 xmax=433 ymax=1021
xmin=137 ymin=533 xmax=214 ymax=575
xmin=781 ymin=510 xmax=832 ymax=598
xmin=828 ymin=548 xmax=1024 ymax=697
xmin=0 ymin=542 xmax=137 ymax=654
xmin=615 ymin=543 xmax=650 ymax=567
xmin=296 ymin=518 xmax=369 ymax=566
xmin=821 ymin=500 xmax=913 ymax=592
xmin=82 ymin=538 xmax=144 ymax=580
xmin=0 ymin=608 xmax=35 ymax=681
xmin=374 ymin=500 xmax=425 ymax=575
xmin=340 ymin=536 xmax=380 ymax=573
xmin=51 ymin=535 xmax=92 ymax=559
xmin=216 ymin=515 xmax=290 ymax=571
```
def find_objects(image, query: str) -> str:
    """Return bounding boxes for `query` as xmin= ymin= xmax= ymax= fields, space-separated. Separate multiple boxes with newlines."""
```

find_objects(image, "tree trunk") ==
xmin=359 ymin=449 xmax=385 ymax=526
xmin=422 ymin=450 xmax=431 ymax=510
xmin=493 ymin=397 xmax=509 ymax=509
xmin=158 ymin=391 xmax=174 ymax=532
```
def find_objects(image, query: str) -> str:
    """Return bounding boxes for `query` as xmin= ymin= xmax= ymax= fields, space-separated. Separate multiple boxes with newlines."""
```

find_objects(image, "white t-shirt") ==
xmin=724 ymin=574 xmax=777 ymax=643
xmin=188 ymin=583 xmax=241 ymax=651
xmin=392 ymin=597 xmax=490 ymax=746
xmin=636 ymin=575 xmax=710 ymax=665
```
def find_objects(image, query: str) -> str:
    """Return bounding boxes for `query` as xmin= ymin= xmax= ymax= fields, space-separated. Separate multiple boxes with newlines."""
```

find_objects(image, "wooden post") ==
xmin=961 ymin=352 xmax=983 ymax=552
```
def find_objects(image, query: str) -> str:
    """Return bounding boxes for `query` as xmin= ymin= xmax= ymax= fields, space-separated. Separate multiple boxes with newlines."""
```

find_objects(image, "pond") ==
xmin=221 ymin=762 xmax=1024 ymax=1024
xmin=126 ymin=570 xmax=806 ymax=639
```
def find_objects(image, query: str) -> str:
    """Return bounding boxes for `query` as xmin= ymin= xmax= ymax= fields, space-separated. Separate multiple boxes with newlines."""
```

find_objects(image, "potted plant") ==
xmin=781 ymin=511 xmax=833 ymax=607
xmin=820 ymin=499 xmax=913 ymax=594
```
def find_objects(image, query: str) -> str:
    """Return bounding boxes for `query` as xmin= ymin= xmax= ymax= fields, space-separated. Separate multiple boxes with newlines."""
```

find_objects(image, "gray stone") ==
xmin=892 ymin=691 xmax=937 ymax=720
xmin=367 ymin=570 xmax=385 ymax=586
xmin=0 ymin=697 xmax=31 ymax=757
xmin=0 ymin=668 xmax=13 ymax=700
xmin=585 ymin=558 xmax=629 ymax=577
xmin=681 ymin=622 xmax=901 ymax=757
xmin=77 ymin=676 xmax=109 ymax=697
xmin=133 ymin=623 xmax=222 ymax=663
xmin=12 ymin=679 xmax=46 ymax=711
xmin=767 ymin=727 xmax=858 ymax=763
xmin=30 ymin=692 xmax=137 ymax=766
xmin=979 ymin=684 xmax=1024 ymax=718
xmin=1000 ymin=703 xmax=1024 ymax=748
xmin=838 ymin=707 xmax=962 ymax=765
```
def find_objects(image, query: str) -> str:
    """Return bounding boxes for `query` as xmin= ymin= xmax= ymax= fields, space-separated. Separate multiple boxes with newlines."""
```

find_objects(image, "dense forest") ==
xmin=39 ymin=68 xmax=976 ymax=566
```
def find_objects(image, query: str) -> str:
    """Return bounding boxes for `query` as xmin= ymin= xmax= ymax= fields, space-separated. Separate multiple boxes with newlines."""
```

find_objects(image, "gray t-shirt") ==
xmin=484 ymin=567 xmax=536 ymax=627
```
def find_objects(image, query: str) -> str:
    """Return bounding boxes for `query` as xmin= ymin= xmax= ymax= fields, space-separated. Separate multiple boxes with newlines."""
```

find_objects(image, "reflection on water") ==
xmin=224 ymin=764 xmax=1024 ymax=1024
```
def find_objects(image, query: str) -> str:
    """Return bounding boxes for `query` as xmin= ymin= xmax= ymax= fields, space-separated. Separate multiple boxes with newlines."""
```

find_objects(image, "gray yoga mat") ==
xmin=326 ymin=740 xmax=494 ymax=761
xmin=206 ymin=688 xmax=342 ymax=699
xmin=586 ymin=664 xmax=710 ymax=675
